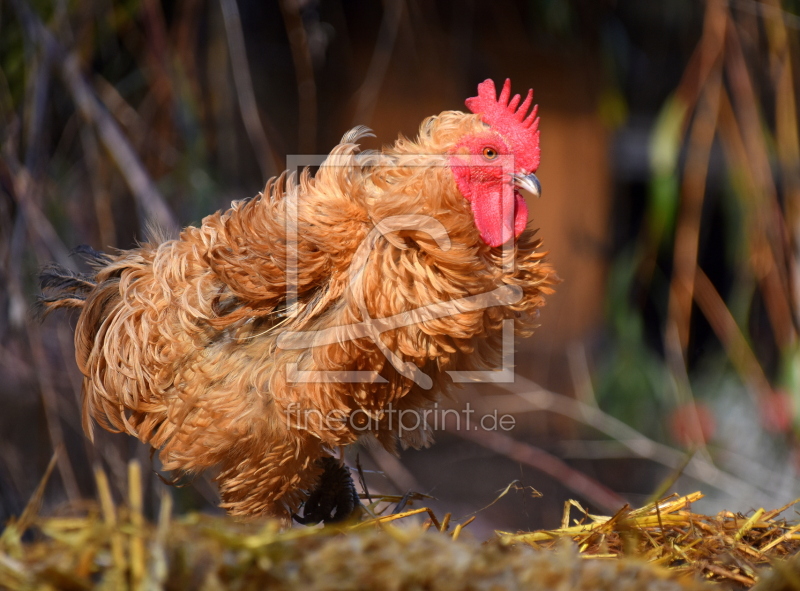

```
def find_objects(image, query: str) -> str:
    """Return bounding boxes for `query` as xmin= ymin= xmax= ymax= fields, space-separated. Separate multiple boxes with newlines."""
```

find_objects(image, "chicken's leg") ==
xmin=292 ymin=456 xmax=360 ymax=525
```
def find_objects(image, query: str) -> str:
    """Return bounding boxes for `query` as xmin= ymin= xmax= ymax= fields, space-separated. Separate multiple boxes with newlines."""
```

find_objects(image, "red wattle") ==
xmin=514 ymin=191 xmax=528 ymax=237
xmin=469 ymin=188 xmax=528 ymax=247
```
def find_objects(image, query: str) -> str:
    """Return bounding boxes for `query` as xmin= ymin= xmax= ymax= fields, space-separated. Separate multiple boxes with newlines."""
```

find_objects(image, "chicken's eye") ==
xmin=482 ymin=147 xmax=498 ymax=160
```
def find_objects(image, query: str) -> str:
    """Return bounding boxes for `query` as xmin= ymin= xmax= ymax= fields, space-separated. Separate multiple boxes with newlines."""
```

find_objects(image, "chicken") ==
xmin=38 ymin=79 xmax=555 ymax=520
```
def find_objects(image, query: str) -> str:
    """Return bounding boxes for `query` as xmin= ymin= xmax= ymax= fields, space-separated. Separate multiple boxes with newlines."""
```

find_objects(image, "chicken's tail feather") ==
xmin=35 ymin=245 xmax=109 ymax=318
xmin=71 ymin=244 xmax=114 ymax=267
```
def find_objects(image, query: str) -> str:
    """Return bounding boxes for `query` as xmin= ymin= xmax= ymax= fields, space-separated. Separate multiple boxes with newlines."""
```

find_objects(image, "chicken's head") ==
xmin=450 ymin=79 xmax=541 ymax=247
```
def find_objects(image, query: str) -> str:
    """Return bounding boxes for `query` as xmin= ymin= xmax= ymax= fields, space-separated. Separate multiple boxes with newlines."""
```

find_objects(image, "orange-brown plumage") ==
xmin=39 ymin=80 xmax=555 ymax=519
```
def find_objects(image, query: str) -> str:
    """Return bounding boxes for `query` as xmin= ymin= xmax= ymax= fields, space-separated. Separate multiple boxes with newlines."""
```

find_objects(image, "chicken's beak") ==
xmin=512 ymin=172 xmax=541 ymax=199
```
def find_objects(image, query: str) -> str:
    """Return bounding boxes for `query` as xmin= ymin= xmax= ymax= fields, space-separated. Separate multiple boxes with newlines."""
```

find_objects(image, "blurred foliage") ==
xmin=595 ymin=0 xmax=800 ymax=484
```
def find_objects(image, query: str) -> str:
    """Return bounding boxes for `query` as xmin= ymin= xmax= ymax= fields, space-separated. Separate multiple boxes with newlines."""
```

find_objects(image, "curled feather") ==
xmin=40 ymin=109 xmax=555 ymax=521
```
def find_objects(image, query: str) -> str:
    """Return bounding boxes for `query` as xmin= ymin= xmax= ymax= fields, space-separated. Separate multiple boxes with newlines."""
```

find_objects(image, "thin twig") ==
xmin=667 ymin=0 xmax=725 ymax=354
xmin=60 ymin=55 xmax=178 ymax=233
xmin=725 ymin=10 xmax=797 ymax=345
xmin=13 ymin=451 xmax=58 ymax=534
xmin=366 ymin=444 xmax=422 ymax=494
xmin=0 ymin=137 xmax=72 ymax=278
xmin=731 ymin=0 xmax=800 ymax=31
xmin=128 ymin=460 xmax=145 ymax=590
xmin=500 ymin=376 xmax=771 ymax=500
xmin=693 ymin=266 xmax=772 ymax=402
xmin=9 ymin=0 xmax=178 ymax=233
xmin=79 ymin=127 xmax=117 ymax=248
xmin=23 ymin=43 xmax=52 ymax=178
xmin=141 ymin=0 xmax=175 ymax=113
xmin=24 ymin=321 xmax=81 ymax=503
xmin=716 ymin=84 xmax=798 ymax=363
xmin=279 ymin=0 xmax=317 ymax=154
xmin=355 ymin=454 xmax=373 ymax=504
xmin=219 ymin=0 xmax=279 ymax=181
xmin=447 ymin=414 xmax=626 ymax=514
xmin=351 ymin=0 xmax=404 ymax=126
xmin=761 ymin=0 xmax=800 ymax=333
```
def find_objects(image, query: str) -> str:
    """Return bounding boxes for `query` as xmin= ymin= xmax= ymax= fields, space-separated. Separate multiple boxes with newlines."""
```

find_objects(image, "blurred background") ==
xmin=2 ymin=0 xmax=800 ymax=536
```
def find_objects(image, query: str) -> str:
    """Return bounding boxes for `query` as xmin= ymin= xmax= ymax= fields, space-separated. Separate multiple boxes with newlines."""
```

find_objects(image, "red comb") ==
xmin=465 ymin=79 xmax=541 ymax=172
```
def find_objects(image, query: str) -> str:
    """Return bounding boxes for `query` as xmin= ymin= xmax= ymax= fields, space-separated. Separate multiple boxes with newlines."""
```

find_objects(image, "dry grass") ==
xmin=3 ymin=458 xmax=800 ymax=590
xmin=499 ymin=491 xmax=800 ymax=588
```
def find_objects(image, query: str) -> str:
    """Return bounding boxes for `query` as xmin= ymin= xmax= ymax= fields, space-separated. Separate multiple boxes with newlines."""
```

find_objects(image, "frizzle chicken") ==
xmin=39 ymin=79 xmax=555 ymax=522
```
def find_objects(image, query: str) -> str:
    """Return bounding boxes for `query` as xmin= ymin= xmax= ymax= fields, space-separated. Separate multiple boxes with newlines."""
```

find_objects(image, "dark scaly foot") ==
xmin=293 ymin=456 xmax=360 ymax=525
